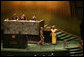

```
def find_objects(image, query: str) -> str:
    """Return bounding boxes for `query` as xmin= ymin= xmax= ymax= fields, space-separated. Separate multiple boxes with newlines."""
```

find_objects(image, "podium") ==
xmin=3 ymin=20 xmax=44 ymax=48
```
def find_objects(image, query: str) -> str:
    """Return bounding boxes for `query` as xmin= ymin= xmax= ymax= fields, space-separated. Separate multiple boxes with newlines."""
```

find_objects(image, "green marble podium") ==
xmin=3 ymin=20 xmax=44 ymax=49
xmin=4 ymin=20 xmax=44 ymax=35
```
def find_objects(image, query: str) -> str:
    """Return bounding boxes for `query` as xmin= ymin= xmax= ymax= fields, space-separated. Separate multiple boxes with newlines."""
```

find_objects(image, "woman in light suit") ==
xmin=50 ymin=25 xmax=57 ymax=44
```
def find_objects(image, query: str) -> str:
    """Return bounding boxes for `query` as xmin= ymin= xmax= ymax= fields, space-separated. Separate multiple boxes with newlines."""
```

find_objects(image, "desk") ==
xmin=4 ymin=20 xmax=44 ymax=35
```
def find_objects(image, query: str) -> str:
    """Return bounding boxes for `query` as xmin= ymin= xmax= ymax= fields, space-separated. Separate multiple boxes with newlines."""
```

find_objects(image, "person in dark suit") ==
xmin=79 ymin=19 xmax=83 ymax=50
xmin=12 ymin=13 xmax=18 ymax=20
xmin=31 ymin=15 xmax=36 ymax=21
xmin=80 ymin=20 xmax=83 ymax=40
xmin=21 ymin=14 xmax=26 ymax=20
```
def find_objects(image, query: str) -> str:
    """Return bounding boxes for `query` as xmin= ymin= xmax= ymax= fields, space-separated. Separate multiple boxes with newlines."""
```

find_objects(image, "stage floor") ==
xmin=1 ymin=40 xmax=79 ymax=52
xmin=1 ymin=40 xmax=80 ymax=56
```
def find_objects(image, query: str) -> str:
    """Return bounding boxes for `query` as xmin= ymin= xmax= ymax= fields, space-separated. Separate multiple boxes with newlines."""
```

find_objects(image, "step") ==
xmin=60 ymin=35 xmax=72 ymax=39
xmin=59 ymin=35 xmax=73 ymax=40
xmin=56 ymin=31 xmax=61 ymax=33
xmin=66 ymin=37 xmax=79 ymax=41
xmin=56 ymin=30 xmax=80 ymax=40
xmin=57 ymin=34 xmax=67 ymax=38
xmin=69 ymin=52 xmax=83 ymax=55
xmin=70 ymin=51 xmax=83 ymax=54
xmin=69 ymin=49 xmax=82 ymax=52
xmin=67 ymin=47 xmax=80 ymax=49
xmin=56 ymin=32 xmax=63 ymax=35
xmin=70 ymin=54 xmax=83 ymax=56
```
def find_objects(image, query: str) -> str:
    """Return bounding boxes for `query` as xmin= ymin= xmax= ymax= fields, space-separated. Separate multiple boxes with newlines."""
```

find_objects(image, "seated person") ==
xmin=4 ymin=18 xmax=9 ymax=21
xmin=21 ymin=14 xmax=26 ymax=20
xmin=12 ymin=13 xmax=18 ymax=20
xmin=31 ymin=15 xmax=36 ymax=21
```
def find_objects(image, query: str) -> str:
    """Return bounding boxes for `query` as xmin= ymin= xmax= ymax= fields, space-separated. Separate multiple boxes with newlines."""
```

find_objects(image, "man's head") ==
xmin=13 ymin=13 xmax=16 ymax=16
xmin=40 ymin=27 xmax=44 ymax=31
xmin=22 ymin=14 xmax=25 ymax=16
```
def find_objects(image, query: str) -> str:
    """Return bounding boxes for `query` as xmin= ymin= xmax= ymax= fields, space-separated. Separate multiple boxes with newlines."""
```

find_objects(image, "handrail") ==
xmin=44 ymin=25 xmax=81 ymax=40
xmin=58 ymin=29 xmax=80 ymax=38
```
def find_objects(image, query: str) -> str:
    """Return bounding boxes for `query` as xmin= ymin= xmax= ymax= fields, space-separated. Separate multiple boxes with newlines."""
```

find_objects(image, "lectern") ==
xmin=3 ymin=20 xmax=44 ymax=48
